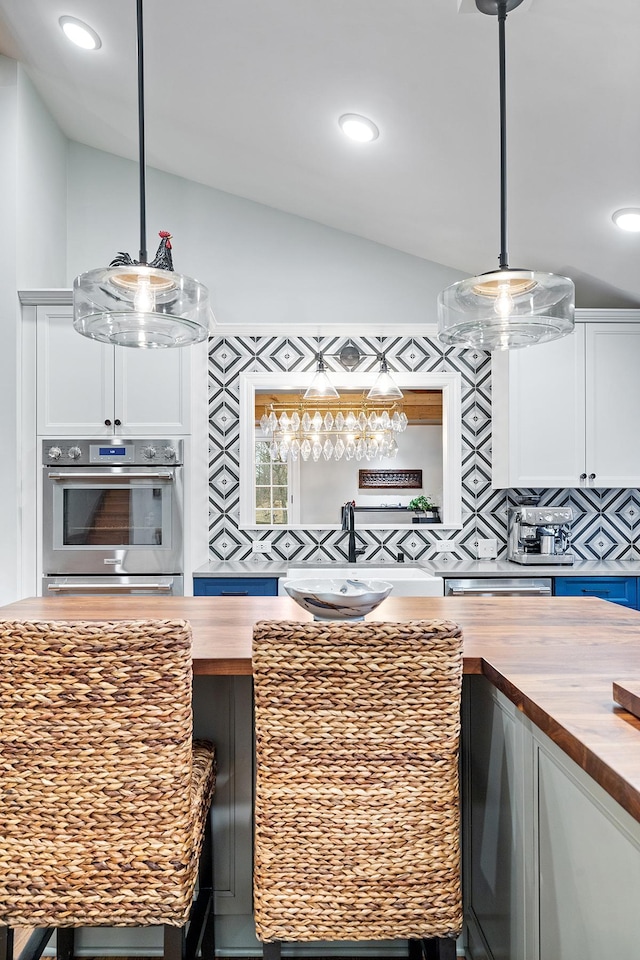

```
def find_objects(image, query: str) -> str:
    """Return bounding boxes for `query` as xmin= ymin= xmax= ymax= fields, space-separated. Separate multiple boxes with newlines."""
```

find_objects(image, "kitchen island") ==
xmin=2 ymin=594 xmax=640 ymax=960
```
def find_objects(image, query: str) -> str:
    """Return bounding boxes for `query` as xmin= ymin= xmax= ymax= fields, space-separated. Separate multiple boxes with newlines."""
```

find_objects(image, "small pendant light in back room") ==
xmin=437 ymin=0 xmax=575 ymax=351
xmin=73 ymin=0 xmax=210 ymax=348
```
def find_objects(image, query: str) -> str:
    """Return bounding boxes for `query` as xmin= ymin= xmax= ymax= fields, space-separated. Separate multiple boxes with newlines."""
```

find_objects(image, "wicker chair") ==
xmin=0 ymin=619 xmax=216 ymax=960
xmin=253 ymin=619 xmax=464 ymax=960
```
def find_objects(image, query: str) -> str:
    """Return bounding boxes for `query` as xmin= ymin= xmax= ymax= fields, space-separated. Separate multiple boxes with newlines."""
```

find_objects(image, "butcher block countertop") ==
xmin=3 ymin=594 xmax=640 ymax=824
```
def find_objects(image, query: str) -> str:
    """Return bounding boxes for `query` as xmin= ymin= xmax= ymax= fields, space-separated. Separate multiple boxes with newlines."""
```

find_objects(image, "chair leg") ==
xmin=408 ymin=939 xmax=423 ymax=960
xmin=423 ymin=937 xmax=457 ymax=960
xmin=199 ymin=810 xmax=215 ymax=960
xmin=56 ymin=929 xmax=75 ymax=960
xmin=20 ymin=929 xmax=54 ymax=960
xmin=0 ymin=927 xmax=14 ymax=960
xmin=184 ymin=807 xmax=215 ymax=960
xmin=164 ymin=925 xmax=186 ymax=960
xmin=263 ymin=943 xmax=281 ymax=960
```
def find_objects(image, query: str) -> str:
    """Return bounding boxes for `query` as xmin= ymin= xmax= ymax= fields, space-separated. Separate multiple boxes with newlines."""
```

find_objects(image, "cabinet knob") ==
xmin=114 ymin=419 xmax=122 ymax=426
xmin=104 ymin=419 xmax=112 ymax=427
xmin=589 ymin=473 xmax=596 ymax=480
xmin=579 ymin=473 xmax=587 ymax=480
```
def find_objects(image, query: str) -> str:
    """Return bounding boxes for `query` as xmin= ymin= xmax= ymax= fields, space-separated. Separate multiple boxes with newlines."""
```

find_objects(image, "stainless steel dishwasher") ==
xmin=444 ymin=577 xmax=552 ymax=597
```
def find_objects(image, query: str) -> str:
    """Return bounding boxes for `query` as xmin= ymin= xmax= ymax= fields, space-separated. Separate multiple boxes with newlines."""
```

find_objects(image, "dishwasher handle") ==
xmin=449 ymin=585 xmax=552 ymax=596
xmin=47 ymin=582 xmax=173 ymax=593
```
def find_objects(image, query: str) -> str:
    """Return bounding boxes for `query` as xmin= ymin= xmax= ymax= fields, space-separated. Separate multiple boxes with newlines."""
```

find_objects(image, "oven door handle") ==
xmin=47 ymin=581 xmax=174 ymax=593
xmin=47 ymin=471 xmax=174 ymax=481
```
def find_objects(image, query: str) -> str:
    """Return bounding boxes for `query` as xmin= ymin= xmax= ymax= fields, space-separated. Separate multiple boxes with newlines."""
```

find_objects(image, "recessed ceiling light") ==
xmin=338 ymin=114 xmax=379 ymax=143
xmin=59 ymin=16 xmax=102 ymax=50
xmin=612 ymin=208 xmax=640 ymax=232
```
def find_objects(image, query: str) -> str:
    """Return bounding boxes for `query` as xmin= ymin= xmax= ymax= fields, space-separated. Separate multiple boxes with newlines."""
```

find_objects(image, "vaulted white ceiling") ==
xmin=1 ymin=0 xmax=639 ymax=306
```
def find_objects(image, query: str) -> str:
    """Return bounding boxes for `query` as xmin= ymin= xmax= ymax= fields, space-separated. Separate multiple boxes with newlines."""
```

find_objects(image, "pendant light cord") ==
xmin=136 ymin=0 xmax=148 ymax=264
xmin=498 ymin=0 xmax=509 ymax=270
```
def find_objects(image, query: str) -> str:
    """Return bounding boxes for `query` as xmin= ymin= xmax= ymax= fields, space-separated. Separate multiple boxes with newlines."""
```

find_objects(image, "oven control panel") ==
xmin=43 ymin=439 xmax=183 ymax=466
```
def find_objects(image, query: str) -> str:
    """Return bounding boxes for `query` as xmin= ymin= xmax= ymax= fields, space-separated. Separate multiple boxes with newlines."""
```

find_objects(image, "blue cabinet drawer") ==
xmin=193 ymin=576 xmax=279 ymax=597
xmin=554 ymin=576 xmax=637 ymax=608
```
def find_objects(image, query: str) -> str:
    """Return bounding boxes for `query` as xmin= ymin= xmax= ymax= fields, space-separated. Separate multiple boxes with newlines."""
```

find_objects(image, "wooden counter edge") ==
xmin=483 ymin=661 xmax=640 ymax=825
xmin=193 ymin=657 xmax=253 ymax=676
xmin=613 ymin=680 xmax=640 ymax=721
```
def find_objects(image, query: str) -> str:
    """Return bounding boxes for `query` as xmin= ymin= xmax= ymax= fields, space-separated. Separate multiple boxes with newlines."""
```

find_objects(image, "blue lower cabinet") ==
xmin=193 ymin=576 xmax=279 ymax=597
xmin=554 ymin=576 xmax=637 ymax=608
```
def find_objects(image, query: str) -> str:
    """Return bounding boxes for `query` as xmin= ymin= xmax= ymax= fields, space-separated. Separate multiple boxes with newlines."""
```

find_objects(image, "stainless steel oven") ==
xmin=42 ymin=439 xmax=183 ymax=589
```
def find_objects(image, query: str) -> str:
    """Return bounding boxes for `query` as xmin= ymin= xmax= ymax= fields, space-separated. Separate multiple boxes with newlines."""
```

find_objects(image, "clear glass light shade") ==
xmin=437 ymin=269 xmax=575 ymax=351
xmin=303 ymin=365 xmax=339 ymax=399
xmin=73 ymin=264 xmax=210 ymax=348
xmin=367 ymin=365 xmax=404 ymax=400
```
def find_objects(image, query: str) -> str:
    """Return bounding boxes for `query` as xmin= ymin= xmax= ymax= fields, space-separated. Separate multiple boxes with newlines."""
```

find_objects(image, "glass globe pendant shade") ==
xmin=437 ymin=1 xmax=575 ymax=351
xmin=73 ymin=264 xmax=210 ymax=348
xmin=72 ymin=0 xmax=210 ymax=350
xmin=438 ymin=268 xmax=575 ymax=351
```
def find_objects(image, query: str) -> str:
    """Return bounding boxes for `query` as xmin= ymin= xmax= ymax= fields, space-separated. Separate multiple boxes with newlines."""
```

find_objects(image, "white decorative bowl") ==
xmin=282 ymin=577 xmax=393 ymax=621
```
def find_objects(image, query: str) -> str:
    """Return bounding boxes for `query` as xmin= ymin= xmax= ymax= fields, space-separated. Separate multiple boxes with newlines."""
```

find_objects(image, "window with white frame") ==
xmin=254 ymin=441 xmax=292 ymax=525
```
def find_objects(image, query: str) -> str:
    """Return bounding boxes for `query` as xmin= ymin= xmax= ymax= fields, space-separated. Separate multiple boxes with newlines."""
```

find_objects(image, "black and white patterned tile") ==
xmin=207 ymin=335 xmax=640 ymax=561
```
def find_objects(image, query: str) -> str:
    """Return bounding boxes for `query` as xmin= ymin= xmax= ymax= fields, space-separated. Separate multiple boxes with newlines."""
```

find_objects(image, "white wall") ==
xmin=66 ymin=142 xmax=465 ymax=330
xmin=0 ymin=58 xmax=67 ymax=604
xmin=16 ymin=70 xmax=68 ymax=288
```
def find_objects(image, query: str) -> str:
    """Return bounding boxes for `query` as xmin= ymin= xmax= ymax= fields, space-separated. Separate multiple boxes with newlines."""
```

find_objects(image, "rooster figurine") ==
xmin=109 ymin=230 xmax=174 ymax=272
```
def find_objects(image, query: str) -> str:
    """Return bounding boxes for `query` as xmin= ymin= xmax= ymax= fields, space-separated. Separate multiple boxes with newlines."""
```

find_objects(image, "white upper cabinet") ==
xmin=36 ymin=306 xmax=191 ymax=436
xmin=584 ymin=323 xmax=640 ymax=487
xmin=492 ymin=315 xmax=640 ymax=489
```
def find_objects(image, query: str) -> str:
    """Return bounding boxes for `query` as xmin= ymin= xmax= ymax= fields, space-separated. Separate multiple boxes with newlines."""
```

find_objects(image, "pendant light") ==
xmin=437 ymin=0 xmax=574 ymax=351
xmin=367 ymin=355 xmax=404 ymax=400
xmin=73 ymin=0 xmax=210 ymax=348
xmin=303 ymin=353 xmax=339 ymax=399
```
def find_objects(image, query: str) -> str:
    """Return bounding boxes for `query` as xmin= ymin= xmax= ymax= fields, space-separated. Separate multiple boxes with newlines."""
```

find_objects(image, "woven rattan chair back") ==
xmin=0 ymin=618 xmax=215 ymax=948
xmin=253 ymin=618 xmax=463 ymax=954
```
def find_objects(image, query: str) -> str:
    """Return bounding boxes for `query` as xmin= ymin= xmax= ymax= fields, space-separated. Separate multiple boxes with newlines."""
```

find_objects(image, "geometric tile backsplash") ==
xmin=209 ymin=333 xmax=640 ymax=563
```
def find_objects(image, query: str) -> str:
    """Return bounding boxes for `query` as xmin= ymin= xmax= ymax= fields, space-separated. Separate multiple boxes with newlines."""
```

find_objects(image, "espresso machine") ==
xmin=507 ymin=505 xmax=574 ymax=565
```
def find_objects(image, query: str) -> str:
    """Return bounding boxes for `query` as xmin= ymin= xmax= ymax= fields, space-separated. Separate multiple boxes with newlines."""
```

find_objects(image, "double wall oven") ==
xmin=42 ymin=438 xmax=184 ymax=596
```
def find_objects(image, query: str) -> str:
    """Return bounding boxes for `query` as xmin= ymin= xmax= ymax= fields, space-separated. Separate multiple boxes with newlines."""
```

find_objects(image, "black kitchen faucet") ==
xmin=342 ymin=500 xmax=365 ymax=564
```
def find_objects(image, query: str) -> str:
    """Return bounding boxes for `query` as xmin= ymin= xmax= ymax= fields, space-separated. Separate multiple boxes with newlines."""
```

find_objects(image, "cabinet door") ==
xmin=36 ymin=307 xmax=115 ymax=436
xmin=115 ymin=346 xmax=191 ymax=435
xmin=585 ymin=324 xmax=640 ymax=487
xmin=554 ymin=576 xmax=637 ymax=608
xmin=491 ymin=326 xmax=585 ymax=488
xmin=538 ymin=747 xmax=640 ymax=960
xmin=193 ymin=577 xmax=279 ymax=596
xmin=463 ymin=676 xmax=531 ymax=960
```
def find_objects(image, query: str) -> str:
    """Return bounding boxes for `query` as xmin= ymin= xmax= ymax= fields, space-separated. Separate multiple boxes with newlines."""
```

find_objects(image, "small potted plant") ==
xmin=408 ymin=495 xmax=441 ymax=524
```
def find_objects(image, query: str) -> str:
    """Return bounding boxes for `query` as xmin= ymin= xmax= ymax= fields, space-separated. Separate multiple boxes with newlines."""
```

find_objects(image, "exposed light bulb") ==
xmin=494 ymin=283 xmax=515 ymax=317
xmin=133 ymin=275 xmax=155 ymax=313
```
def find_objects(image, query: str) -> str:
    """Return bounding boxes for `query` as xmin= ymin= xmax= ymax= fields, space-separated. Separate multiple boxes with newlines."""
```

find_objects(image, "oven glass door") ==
xmin=44 ymin=468 xmax=182 ymax=575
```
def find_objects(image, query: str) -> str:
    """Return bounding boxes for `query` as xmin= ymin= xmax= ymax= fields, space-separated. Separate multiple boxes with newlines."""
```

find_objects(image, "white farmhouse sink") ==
xmin=281 ymin=566 xmax=444 ymax=597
